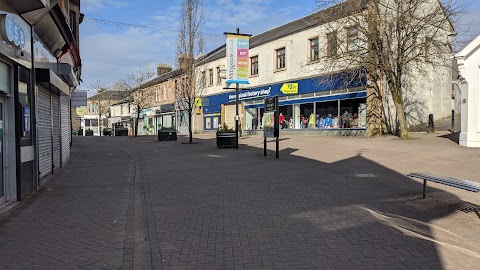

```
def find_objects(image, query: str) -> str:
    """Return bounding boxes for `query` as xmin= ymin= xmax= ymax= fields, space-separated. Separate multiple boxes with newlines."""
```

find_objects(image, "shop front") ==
xmin=156 ymin=103 xmax=176 ymax=130
xmin=0 ymin=8 xmax=35 ymax=202
xmin=203 ymin=105 xmax=221 ymax=131
xmin=202 ymin=72 xmax=367 ymax=135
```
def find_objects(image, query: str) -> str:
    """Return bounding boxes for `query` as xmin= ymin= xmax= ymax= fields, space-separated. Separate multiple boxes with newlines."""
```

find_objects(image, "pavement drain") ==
xmin=458 ymin=202 xmax=480 ymax=218
xmin=355 ymin=173 xmax=378 ymax=178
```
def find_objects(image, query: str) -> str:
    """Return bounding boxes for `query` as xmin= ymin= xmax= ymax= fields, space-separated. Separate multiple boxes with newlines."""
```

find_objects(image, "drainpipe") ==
xmin=31 ymin=25 xmax=39 ymax=191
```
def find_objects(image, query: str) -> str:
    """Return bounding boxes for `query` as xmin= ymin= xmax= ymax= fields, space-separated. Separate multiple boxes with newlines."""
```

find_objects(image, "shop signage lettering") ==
xmin=281 ymin=82 xmax=298 ymax=95
xmin=0 ymin=14 xmax=26 ymax=49
xmin=71 ymin=91 xmax=87 ymax=107
xmin=228 ymin=87 xmax=271 ymax=101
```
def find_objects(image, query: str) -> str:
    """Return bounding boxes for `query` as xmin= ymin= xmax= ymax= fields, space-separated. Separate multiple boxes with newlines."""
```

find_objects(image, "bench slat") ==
xmin=407 ymin=173 xmax=480 ymax=192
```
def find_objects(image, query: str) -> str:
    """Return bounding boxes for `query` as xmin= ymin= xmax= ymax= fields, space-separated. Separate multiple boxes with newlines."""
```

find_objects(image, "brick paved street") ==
xmin=1 ymin=134 xmax=480 ymax=269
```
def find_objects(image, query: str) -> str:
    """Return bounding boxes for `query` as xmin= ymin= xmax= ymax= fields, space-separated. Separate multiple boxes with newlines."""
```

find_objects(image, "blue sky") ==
xmin=79 ymin=0 xmax=480 ymax=90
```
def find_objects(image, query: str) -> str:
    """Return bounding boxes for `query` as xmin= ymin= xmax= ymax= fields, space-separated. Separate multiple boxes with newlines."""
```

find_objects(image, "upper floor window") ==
xmin=201 ymin=71 xmax=206 ymax=87
xmin=251 ymin=56 xmax=258 ymax=75
xmin=327 ymin=31 xmax=338 ymax=58
xmin=276 ymin=48 xmax=286 ymax=70
xmin=310 ymin=37 xmax=319 ymax=61
xmin=347 ymin=27 xmax=359 ymax=51
xmin=155 ymin=86 xmax=160 ymax=102
xmin=216 ymin=67 xmax=222 ymax=84
xmin=163 ymin=84 xmax=167 ymax=100
xmin=209 ymin=69 xmax=214 ymax=86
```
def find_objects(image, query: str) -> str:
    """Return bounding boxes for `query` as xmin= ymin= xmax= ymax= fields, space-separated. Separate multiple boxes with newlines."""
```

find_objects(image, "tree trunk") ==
xmin=135 ymin=107 xmax=140 ymax=137
xmin=392 ymin=92 xmax=409 ymax=139
xmin=365 ymin=82 xmax=383 ymax=137
xmin=188 ymin=110 xmax=193 ymax=144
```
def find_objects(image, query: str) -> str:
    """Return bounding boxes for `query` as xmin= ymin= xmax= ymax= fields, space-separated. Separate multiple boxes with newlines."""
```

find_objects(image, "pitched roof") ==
xmin=199 ymin=0 xmax=368 ymax=64
xmin=88 ymin=90 xmax=132 ymax=101
xmin=138 ymin=69 xmax=183 ymax=89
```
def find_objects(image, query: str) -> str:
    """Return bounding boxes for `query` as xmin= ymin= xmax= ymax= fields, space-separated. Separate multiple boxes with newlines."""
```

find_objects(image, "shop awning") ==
xmin=36 ymin=68 xmax=69 ymax=95
xmin=42 ymin=62 xmax=79 ymax=88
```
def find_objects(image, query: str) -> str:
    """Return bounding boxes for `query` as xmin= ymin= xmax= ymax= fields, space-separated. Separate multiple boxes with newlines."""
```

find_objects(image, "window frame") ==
xmin=208 ymin=69 xmax=214 ymax=86
xmin=327 ymin=31 xmax=338 ymax=58
xmin=309 ymin=37 xmax=319 ymax=61
xmin=346 ymin=26 xmax=359 ymax=52
xmin=250 ymin=55 xmax=259 ymax=76
xmin=216 ymin=66 xmax=222 ymax=84
xmin=275 ymin=47 xmax=286 ymax=70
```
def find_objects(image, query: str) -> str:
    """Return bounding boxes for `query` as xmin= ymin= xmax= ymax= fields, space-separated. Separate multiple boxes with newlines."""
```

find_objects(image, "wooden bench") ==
xmin=407 ymin=172 xmax=480 ymax=198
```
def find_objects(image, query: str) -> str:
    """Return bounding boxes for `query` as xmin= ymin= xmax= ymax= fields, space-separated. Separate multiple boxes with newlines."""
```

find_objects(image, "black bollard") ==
xmin=451 ymin=110 xmax=455 ymax=134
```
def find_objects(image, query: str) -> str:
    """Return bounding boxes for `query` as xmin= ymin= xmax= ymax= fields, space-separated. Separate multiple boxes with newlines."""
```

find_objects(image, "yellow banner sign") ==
xmin=281 ymin=83 xmax=299 ymax=94
xmin=194 ymin=97 xmax=202 ymax=107
xmin=76 ymin=107 xmax=85 ymax=117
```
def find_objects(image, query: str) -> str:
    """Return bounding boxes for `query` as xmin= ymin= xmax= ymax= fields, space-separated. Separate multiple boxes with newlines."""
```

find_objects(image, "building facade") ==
xmin=0 ymin=0 xmax=82 ymax=205
xmin=455 ymin=35 xmax=480 ymax=147
xmin=193 ymin=0 xmax=453 ymax=136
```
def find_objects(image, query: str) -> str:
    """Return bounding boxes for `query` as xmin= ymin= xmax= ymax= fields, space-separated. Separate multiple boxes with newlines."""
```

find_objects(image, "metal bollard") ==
xmin=450 ymin=110 xmax=455 ymax=134
xmin=428 ymin=114 xmax=434 ymax=133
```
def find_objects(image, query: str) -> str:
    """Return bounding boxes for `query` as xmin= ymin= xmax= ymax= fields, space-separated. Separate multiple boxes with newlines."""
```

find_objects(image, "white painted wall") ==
xmin=455 ymin=35 xmax=480 ymax=147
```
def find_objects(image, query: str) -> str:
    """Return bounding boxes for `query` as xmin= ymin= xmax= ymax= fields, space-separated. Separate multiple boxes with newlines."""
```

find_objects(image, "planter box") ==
xmin=216 ymin=132 xmax=236 ymax=148
xmin=85 ymin=130 xmax=94 ymax=136
xmin=103 ymin=128 xmax=112 ymax=136
xmin=114 ymin=128 xmax=128 ymax=136
xmin=158 ymin=130 xmax=177 ymax=141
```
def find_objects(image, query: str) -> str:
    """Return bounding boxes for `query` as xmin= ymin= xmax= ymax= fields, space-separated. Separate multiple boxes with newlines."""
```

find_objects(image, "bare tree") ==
xmin=176 ymin=0 xmax=205 ymax=144
xmin=89 ymin=80 xmax=110 ymax=135
xmin=119 ymin=68 xmax=155 ymax=137
xmin=312 ymin=0 xmax=463 ymax=138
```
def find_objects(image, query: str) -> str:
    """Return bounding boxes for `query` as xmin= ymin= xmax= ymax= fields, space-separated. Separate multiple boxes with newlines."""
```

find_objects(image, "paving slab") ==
xmin=0 ymin=133 xmax=479 ymax=269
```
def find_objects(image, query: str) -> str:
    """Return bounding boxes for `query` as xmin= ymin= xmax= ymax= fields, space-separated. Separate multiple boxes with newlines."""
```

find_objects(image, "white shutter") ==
xmin=38 ymin=87 xmax=52 ymax=178
xmin=51 ymin=94 xmax=61 ymax=171
xmin=60 ymin=93 xmax=70 ymax=166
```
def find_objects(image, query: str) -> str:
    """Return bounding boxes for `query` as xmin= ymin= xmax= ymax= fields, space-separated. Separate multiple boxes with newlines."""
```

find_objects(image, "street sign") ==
xmin=265 ymin=96 xmax=277 ymax=113
xmin=71 ymin=91 xmax=87 ymax=107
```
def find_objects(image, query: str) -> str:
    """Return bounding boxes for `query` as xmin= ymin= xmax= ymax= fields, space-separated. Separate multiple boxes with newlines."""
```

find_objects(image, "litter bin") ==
xmin=85 ymin=129 xmax=94 ymax=136
xmin=78 ymin=129 xmax=83 ymax=136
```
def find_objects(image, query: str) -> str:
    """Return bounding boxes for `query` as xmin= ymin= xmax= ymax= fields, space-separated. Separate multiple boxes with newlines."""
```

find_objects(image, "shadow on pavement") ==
xmin=131 ymin=135 xmax=479 ymax=269
xmin=0 ymin=135 xmax=478 ymax=269
xmin=439 ymin=131 xmax=460 ymax=144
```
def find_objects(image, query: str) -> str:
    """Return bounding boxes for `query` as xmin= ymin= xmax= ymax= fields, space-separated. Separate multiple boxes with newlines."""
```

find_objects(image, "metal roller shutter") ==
xmin=52 ymin=94 xmax=61 ymax=171
xmin=60 ymin=93 xmax=70 ymax=167
xmin=38 ymin=87 xmax=52 ymax=178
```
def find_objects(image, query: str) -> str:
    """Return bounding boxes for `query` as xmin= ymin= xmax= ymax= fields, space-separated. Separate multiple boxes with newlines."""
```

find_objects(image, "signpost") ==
xmin=225 ymin=29 xmax=251 ymax=149
xmin=264 ymin=96 xmax=279 ymax=158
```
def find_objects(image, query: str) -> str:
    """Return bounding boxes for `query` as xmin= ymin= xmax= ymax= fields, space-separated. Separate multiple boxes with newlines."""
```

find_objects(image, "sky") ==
xmin=79 ymin=0 xmax=480 ymax=90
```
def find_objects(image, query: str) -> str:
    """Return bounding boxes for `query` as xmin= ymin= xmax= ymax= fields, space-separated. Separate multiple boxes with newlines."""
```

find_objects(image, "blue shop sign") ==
xmin=206 ymin=71 xmax=365 ymax=106
xmin=203 ymin=105 xmax=221 ymax=114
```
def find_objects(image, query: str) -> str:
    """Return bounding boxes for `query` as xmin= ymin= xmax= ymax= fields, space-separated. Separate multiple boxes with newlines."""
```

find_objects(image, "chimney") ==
xmin=157 ymin=64 xmax=172 ymax=77
xmin=178 ymin=54 xmax=194 ymax=70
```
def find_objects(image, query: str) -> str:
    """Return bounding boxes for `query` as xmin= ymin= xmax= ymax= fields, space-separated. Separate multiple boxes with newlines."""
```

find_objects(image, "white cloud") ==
xmin=83 ymin=0 xmax=128 ymax=12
